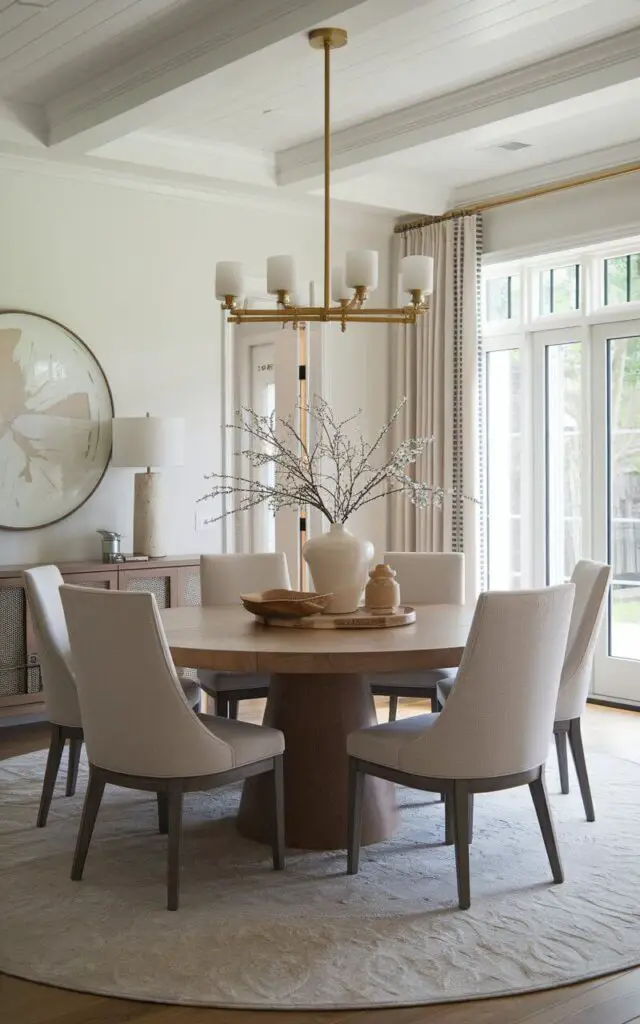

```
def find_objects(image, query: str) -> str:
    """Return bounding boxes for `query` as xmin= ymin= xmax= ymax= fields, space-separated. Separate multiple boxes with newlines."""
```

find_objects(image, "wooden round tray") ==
xmin=258 ymin=606 xmax=416 ymax=629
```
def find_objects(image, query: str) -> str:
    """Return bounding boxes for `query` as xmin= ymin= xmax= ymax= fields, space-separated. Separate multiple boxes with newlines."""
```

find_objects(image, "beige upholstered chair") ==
xmin=553 ymin=560 xmax=611 ymax=821
xmin=24 ymin=566 xmax=201 ymax=828
xmin=60 ymin=585 xmax=285 ymax=910
xmin=369 ymin=553 xmax=464 ymax=721
xmin=24 ymin=566 xmax=84 ymax=827
xmin=347 ymin=584 xmax=575 ymax=909
xmin=198 ymin=552 xmax=291 ymax=718
xmin=438 ymin=560 xmax=611 ymax=822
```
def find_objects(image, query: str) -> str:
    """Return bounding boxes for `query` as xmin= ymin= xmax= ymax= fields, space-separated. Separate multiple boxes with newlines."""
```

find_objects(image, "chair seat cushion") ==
xmin=437 ymin=675 xmax=457 ymax=703
xmin=368 ymin=667 xmax=457 ymax=695
xmin=347 ymin=713 xmax=439 ymax=771
xmin=179 ymin=677 xmax=201 ymax=708
xmin=198 ymin=713 xmax=284 ymax=767
xmin=197 ymin=670 xmax=270 ymax=697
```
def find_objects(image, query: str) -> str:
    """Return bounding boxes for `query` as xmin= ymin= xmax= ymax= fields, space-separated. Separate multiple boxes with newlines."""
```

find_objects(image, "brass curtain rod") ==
xmin=394 ymin=160 xmax=640 ymax=234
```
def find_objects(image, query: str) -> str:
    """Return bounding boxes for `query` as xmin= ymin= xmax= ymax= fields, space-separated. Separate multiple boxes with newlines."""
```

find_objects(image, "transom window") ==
xmin=604 ymin=253 xmax=640 ymax=306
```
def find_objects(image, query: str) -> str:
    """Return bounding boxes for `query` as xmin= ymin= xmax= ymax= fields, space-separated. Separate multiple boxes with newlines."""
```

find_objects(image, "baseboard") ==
xmin=588 ymin=696 xmax=640 ymax=713
xmin=0 ymin=713 xmax=47 ymax=730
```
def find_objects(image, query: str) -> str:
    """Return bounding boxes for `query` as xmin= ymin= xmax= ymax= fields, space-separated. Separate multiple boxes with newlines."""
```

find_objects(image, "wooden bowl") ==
xmin=240 ymin=589 xmax=333 ymax=619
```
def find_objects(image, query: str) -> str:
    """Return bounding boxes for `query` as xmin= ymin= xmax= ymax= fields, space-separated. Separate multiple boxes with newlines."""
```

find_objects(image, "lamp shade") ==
xmin=111 ymin=417 xmax=185 ymax=469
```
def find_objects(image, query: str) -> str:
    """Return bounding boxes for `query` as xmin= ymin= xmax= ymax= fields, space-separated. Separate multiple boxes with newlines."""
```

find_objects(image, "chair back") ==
xmin=60 ymin=585 xmax=237 ymax=778
xmin=23 ymin=566 xmax=81 ymax=728
xmin=383 ymin=552 xmax=464 ymax=605
xmin=556 ymin=560 xmax=611 ymax=722
xmin=400 ymin=585 xmax=575 ymax=780
xmin=200 ymin=552 xmax=291 ymax=606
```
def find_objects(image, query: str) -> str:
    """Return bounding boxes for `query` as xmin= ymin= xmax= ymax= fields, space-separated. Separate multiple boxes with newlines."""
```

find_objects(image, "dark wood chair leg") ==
xmin=347 ymin=758 xmax=365 ymax=874
xmin=431 ymin=694 xmax=442 ymax=713
xmin=271 ymin=755 xmax=285 ymax=870
xmin=192 ymin=700 xmax=201 ymax=715
xmin=468 ymin=793 xmax=474 ymax=844
xmin=568 ymin=718 xmax=595 ymax=822
xmin=388 ymin=695 xmax=398 ymax=722
xmin=217 ymin=696 xmax=229 ymax=718
xmin=529 ymin=769 xmax=564 ymax=884
xmin=453 ymin=780 xmax=471 ymax=909
xmin=228 ymin=699 xmax=239 ymax=720
xmin=554 ymin=727 xmax=570 ymax=794
xmin=65 ymin=737 xmax=82 ymax=797
xmin=37 ymin=725 xmax=66 ymax=828
xmin=157 ymin=792 xmax=169 ymax=834
xmin=71 ymin=767 xmax=105 ymax=880
xmin=166 ymin=782 xmax=184 ymax=911
xmin=444 ymin=792 xmax=455 ymax=845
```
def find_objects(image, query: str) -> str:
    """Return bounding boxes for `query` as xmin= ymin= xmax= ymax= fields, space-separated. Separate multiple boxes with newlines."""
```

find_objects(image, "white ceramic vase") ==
xmin=302 ymin=522 xmax=374 ymax=614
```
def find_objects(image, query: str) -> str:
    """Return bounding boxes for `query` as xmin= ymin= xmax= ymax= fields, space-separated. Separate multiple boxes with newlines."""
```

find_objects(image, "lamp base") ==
xmin=133 ymin=472 xmax=166 ymax=558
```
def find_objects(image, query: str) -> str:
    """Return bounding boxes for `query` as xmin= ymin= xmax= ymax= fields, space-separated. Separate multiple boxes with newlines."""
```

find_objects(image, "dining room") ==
xmin=2 ymin=1 xmax=640 ymax=1023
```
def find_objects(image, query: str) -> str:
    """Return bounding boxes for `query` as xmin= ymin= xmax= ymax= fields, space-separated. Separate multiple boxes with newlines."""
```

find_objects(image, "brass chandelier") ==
xmin=214 ymin=27 xmax=434 ymax=332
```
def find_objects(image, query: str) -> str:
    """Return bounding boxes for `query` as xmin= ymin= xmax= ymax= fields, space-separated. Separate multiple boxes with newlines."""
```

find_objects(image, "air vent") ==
xmin=495 ymin=140 xmax=531 ymax=151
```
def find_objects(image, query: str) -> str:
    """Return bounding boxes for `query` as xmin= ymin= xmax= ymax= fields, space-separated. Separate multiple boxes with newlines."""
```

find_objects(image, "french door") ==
xmin=485 ymin=322 xmax=640 ymax=703
xmin=533 ymin=324 xmax=640 ymax=702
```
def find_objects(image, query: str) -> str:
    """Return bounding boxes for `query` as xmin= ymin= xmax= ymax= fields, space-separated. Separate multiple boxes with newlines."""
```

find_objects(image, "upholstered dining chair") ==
xmin=24 ymin=565 xmax=201 ymax=828
xmin=438 ymin=560 xmax=611 ymax=822
xmin=23 ymin=566 xmax=84 ymax=828
xmin=60 ymin=585 xmax=285 ymax=910
xmin=197 ymin=552 xmax=291 ymax=719
xmin=347 ymin=584 xmax=575 ymax=910
xmin=368 ymin=552 xmax=464 ymax=721
xmin=552 ymin=560 xmax=611 ymax=821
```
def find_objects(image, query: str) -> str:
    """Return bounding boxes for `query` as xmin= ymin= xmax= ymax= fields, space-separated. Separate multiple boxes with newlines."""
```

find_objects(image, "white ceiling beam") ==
xmin=45 ymin=0 xmax=366 ymax=154
xmin=276 ymin=27 xmax=640 ymax=187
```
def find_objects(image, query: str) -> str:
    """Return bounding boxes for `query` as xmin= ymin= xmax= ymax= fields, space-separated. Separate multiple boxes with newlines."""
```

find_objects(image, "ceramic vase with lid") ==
xmin=364 ymin=563 xmax=401 ymax=614
xmin=302 ymin=522 xmax=374 ymax=614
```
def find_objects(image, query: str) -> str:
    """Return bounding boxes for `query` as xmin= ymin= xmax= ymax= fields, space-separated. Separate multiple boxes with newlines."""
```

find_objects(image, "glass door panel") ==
xmin=485 ymin=348 xmax=524 ymax=589
xmin=608 ymin=335 xmax=640 ymax=663
xmin=593 ymin=324 xmax=640 ymax=701
xmin=545 ymin=341 xmax=584 ymax=583
xmin=249 ymin=342 xmax=276 ymax=553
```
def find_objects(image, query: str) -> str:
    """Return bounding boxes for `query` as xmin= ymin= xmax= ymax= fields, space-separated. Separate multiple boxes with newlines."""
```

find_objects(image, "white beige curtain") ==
xmin=389 ymin=214 xmax=483 ymax=601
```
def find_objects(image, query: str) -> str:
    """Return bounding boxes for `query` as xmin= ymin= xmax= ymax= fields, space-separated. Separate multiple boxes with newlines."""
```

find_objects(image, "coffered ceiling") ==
xmin=1 ymin=0 xmax=639 ymax=215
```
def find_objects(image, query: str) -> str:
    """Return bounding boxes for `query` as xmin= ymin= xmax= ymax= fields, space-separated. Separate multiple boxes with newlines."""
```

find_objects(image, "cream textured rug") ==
xmin=1 ymin=748 xmax=640 ymax=1010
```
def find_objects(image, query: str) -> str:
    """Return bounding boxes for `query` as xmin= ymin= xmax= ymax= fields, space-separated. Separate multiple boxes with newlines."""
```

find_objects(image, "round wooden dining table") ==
xmin=161 ymin=603 xmax=472 ymax=852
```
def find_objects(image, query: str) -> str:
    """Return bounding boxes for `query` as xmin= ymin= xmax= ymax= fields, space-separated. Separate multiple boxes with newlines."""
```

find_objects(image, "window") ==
xmin=482 ymin=237 xmax=640 ymax=702
xmin=604 ymin=253 xmax=640 ymax=305
xmin=539 ymin=264 xmax=580 ymax=315
xmin=485 ymin=275 xmax=520 ymax=322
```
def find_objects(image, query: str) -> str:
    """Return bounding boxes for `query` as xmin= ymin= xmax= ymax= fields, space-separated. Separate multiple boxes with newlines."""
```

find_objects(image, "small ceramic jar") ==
xmin=364 ymin=563 xmax=401 ymax=614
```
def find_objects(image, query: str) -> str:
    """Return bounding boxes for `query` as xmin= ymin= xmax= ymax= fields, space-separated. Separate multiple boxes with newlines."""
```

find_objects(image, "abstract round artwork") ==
xmin=0 ymin=311 xmax=113 ymax=530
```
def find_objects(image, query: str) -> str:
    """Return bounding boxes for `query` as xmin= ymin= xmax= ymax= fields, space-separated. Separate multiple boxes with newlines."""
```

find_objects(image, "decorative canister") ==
xmin=364 ymin=563 xmax=401 ymax=614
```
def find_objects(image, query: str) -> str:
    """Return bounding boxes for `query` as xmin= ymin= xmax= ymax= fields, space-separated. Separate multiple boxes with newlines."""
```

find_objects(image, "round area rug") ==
xmin=1 ymin=748 xmax=640 ymax=1010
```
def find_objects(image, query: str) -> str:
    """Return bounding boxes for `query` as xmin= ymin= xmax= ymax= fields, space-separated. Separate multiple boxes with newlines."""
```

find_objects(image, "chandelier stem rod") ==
xmin=323 ymin=37 xmax=331 ymax=312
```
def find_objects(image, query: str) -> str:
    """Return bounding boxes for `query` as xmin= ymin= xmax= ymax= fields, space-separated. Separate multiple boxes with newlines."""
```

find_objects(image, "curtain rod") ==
xmin=394 ymin=160 xmax=640 ymax=234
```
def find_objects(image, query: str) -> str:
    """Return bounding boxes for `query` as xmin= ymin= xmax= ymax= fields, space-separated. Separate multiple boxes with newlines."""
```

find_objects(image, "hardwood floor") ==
xmin=2 ymin=701 xmax=640 ymax=1024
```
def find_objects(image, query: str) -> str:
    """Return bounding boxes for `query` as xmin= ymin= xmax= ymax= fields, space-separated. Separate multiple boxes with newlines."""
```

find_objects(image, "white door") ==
xmin=591 ymin=322 xmax=640 ymax=701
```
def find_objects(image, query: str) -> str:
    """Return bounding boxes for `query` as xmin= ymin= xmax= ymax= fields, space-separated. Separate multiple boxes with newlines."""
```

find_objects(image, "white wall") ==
xmin=0 ymin=164 xmax=393 ymax=566
xmin=483 ymin=173 xmax=640 ymax=261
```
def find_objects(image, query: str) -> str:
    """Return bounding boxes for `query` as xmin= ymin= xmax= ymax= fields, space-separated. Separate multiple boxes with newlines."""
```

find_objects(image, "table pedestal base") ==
xmin=237 ymin=673 xmax=397 ymax=851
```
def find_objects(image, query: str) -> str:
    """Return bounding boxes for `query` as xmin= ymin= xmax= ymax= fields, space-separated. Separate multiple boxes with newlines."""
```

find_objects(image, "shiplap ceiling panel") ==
xmin=0 ymin=0 xmax=207 ymax=94
xmin=152 ymin=0 xmax=640 ymax=152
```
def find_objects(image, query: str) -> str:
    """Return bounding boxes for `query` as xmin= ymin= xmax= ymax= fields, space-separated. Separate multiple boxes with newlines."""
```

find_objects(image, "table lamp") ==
xmin=111 ymin=414 xmax=185 ymax=557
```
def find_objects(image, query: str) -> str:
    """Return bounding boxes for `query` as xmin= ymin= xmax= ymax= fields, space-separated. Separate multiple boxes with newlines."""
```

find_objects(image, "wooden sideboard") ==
xmin=0 ymin=556 xmax=201 ymax=721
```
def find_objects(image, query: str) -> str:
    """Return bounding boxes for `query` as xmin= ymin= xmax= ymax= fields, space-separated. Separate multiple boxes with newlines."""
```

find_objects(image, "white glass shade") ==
xmin=267 ymin=254 xmax=297 ymax=294
xmin=112 ymin=417 xmax=185 ymax=469
xmin=331 ymin=266 xmax=351 ymax=302
xmin=345 ymin=250 xmax=378 ymax=290
xmin=401 ymin=255 xmax=434 ymax=295
xmin=215 ymin=261 xmax=244 ymax=299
